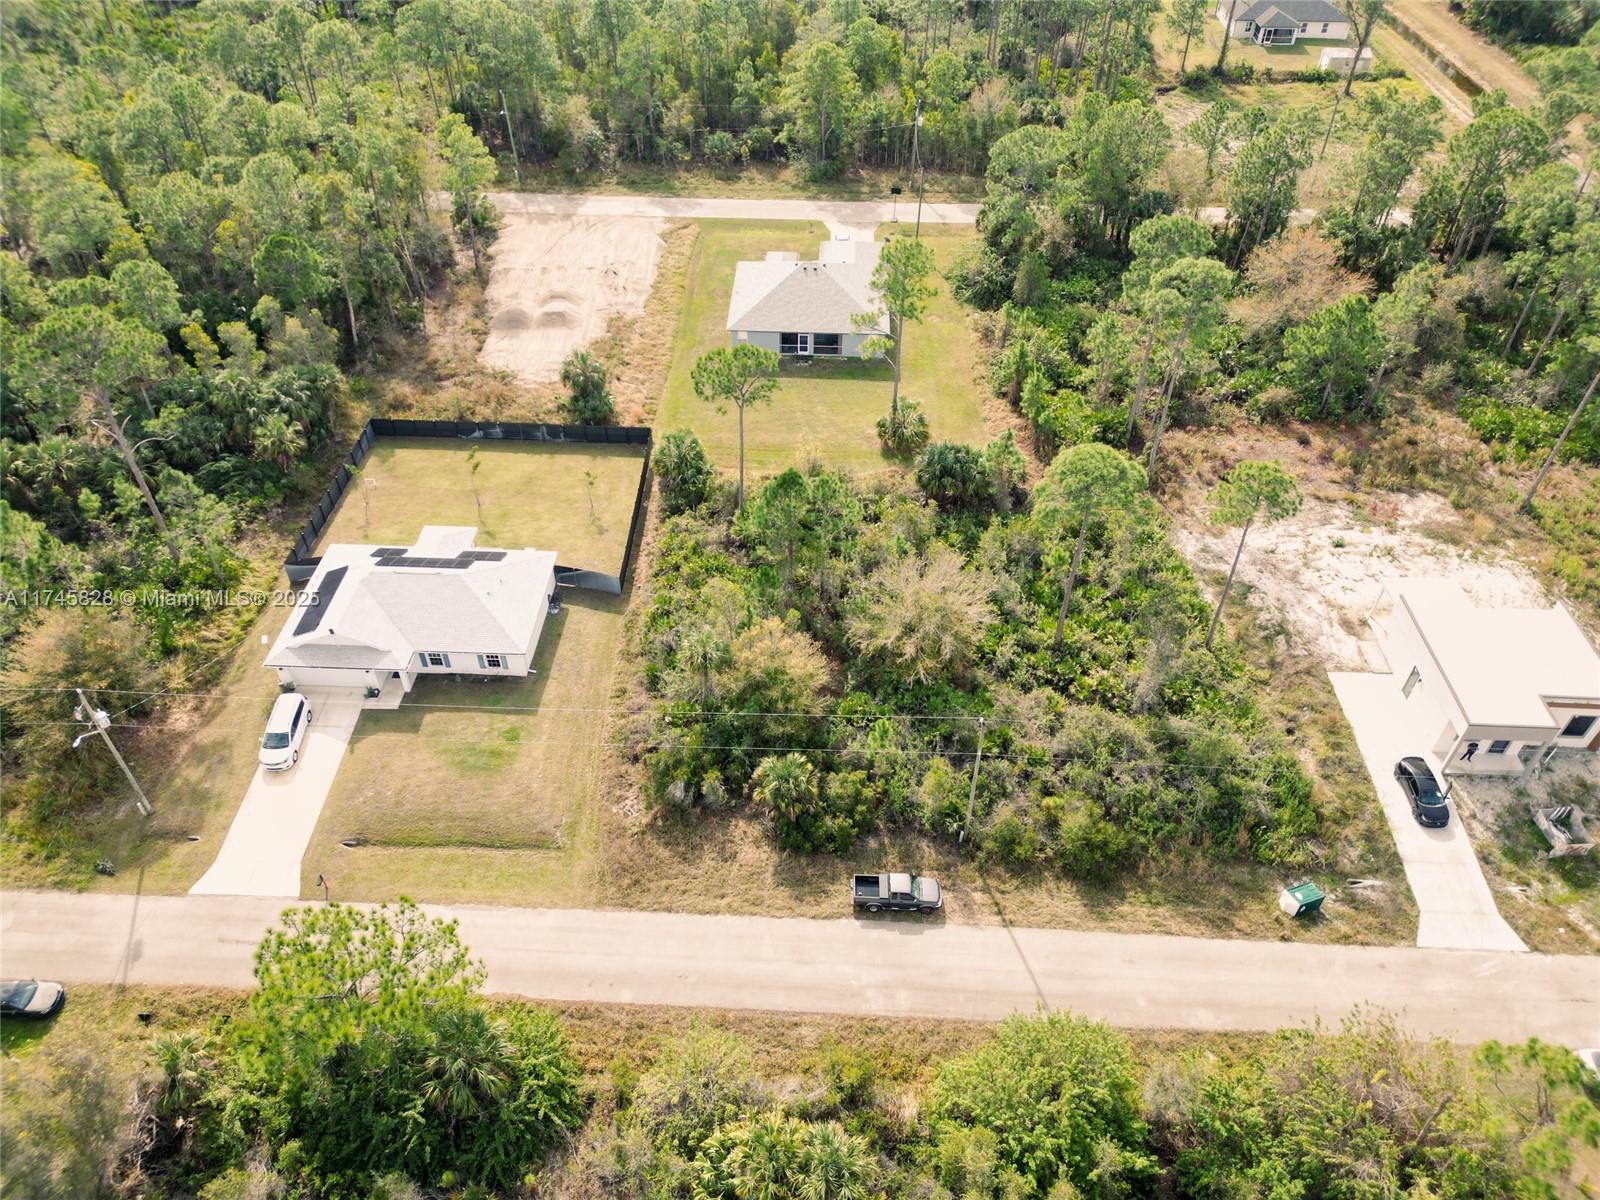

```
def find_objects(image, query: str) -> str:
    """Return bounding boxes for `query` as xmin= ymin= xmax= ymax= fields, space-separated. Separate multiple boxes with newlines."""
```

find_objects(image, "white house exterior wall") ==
xmin=730 ymin=330 xmax=875 ymax=359
xmin=1376 ymin=597 xmax=1465 ymax=751
xmin=411 ymin=651 xmax=529 ymax=676
xmin=1215 ymin=1 xmax=1348 ymax=39
xmin=274 ymin=665 xmax=385 ymax=692
xmin=734 ymin=331 xmax=783 ymax=353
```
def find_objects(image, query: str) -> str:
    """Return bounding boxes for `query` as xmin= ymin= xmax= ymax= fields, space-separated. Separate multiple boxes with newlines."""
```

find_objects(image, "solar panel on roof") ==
xmin=293 ymin=565 xmax=347 ymax=635
xmin=373 ymin=555 xmax=471 ymax=569
xmin=371 ymin=547 xmax=407 ymax=557
xmin=458 ymin=550 xmax=507 ymax=561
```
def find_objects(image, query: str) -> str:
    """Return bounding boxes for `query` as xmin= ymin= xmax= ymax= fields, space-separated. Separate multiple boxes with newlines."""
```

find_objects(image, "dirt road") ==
xmin=1387 ymin=1 xmax=1544 ymax=108
xmin=3 ymin=891 xmax=1595 ymax=1043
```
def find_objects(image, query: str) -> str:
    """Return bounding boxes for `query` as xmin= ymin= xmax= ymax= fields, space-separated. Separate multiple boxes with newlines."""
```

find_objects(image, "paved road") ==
xmin=190 ymin=689 xmax=362 ymax=897
xmin=487 ymin=192 xmax=979 ymax=239
xmin=1330 ymin=672 xmax=1528 ymax=953
xmin=2 ymin=892 xmax=1595 ymax=1044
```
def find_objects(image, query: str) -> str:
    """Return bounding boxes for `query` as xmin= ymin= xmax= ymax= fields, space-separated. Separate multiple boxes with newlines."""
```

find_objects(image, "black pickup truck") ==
xmin=851 ymin=872 xmax=943 ymax=914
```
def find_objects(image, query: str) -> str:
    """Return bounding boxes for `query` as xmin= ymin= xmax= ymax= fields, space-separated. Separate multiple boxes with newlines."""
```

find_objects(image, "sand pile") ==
xmin=479 ymin=214 xmax=665 ymax=383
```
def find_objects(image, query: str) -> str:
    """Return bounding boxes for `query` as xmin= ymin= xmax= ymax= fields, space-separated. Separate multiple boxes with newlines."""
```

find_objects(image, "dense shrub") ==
xmin=875 ymin=398 xmax=931 ymax=455
xmin=927 ymin=1013 xmax=1157 ymax=1196
xmin=654 ymin=428 xmax=716 ymax=514
xmin=915 ymin=441 xmax=994 ymax=509
xmin=560 ymin=349 xmax=615 ymax=424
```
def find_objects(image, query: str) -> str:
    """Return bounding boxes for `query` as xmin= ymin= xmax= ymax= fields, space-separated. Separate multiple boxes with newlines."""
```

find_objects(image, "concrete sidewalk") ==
xmin=2 ymin=892 xmax=1594 ymax=1044
xmin=189 ymin=689 xmax=362 ymax=898
xmin=1330 ymin=672 xmax=1528 ymax=953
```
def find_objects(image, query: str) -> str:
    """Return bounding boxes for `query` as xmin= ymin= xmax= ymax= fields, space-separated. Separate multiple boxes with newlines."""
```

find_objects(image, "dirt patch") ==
xmin=1173 ymin=489 xmax=1548 ymax=671
xmin=479 ymin=213 xmax=665 ymax=383
xmin=1446 ymin=754 xmax=1600 ymax=954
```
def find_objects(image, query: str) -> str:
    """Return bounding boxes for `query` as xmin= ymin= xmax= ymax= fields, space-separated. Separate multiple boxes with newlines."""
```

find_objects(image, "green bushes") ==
xmin=11 ymin=1004 xmax=1595 ymax=1198
xmin=875 ymin=397 xmax=931 ymax=456
xmin=654 ymin=428 xmax=716 ymax=514
xmin=638 ymin=461 xmax=1317 ymax=875
xmin=134 ymin=902 xmax=583 ymax=1198
xmin=927 ymin=1013 xmax=1156 ymax=1196
xmin=559 ymin=349 xmax=615 ymax=425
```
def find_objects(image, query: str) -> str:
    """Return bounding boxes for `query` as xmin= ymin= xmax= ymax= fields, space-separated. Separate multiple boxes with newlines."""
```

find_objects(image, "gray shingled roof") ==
xmin=726 ymin=240 xmax=886 ymax=336
xmin=1236 ymin=0 xmax=1346 ymax=25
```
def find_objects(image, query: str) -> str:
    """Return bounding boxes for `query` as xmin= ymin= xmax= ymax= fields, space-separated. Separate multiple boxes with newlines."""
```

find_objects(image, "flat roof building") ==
xmin=1372 ymin=578 xmax=1600 ymax=775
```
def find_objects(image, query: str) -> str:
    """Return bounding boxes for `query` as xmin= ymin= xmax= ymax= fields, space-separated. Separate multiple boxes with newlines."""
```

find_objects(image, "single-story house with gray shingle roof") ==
xmin=1217 ymin=0 xmax=1349 ymax=44
xmin=265 ymin=526 xmax=556 ymax=702
xmin=726 ymin=237 xmax=886 ymax=358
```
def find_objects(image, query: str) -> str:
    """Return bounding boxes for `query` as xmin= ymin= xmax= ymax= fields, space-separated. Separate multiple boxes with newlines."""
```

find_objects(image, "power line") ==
xmin=11 ymin=719 xmax=1291 ymax=777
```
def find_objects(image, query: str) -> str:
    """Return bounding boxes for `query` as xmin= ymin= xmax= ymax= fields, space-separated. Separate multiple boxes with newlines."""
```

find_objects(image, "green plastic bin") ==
xmin=1278 ymin=881 xmax=1325 ymax=918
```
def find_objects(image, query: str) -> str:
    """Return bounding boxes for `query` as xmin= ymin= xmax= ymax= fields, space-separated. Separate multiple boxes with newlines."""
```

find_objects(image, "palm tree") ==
xmin=150 ymin=1032 xmax=211 ymax=1118
xmin=253 ymin=412 xmax=306 ymax=469
xmin=797 ymin=1122 xmax=876 ymax=1200
xmin=677 ymin=625 xmax=728 ymax=705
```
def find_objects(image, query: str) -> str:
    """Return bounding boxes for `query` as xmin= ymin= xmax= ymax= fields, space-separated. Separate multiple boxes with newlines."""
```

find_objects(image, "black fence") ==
xmin=283 ymin=419 xmax=652 ymax=594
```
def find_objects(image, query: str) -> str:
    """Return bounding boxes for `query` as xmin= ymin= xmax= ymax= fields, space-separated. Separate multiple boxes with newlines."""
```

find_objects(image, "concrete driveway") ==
xmin=189 ymin=689 xmax=362 ymax=898
xmin=1329 ymin=672 xmax=1527 ymax=953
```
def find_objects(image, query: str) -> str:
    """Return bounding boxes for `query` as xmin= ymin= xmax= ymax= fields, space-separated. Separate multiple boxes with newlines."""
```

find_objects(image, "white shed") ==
xmin=1370 ymin=578 xmax=1600 ymax=776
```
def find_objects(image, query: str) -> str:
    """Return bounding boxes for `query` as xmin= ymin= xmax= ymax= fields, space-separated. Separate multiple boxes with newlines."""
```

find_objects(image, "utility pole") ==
xmin=958 ymin=717 xmax=987 ymax=843
xmin=911 ymin=99 xmax=926 ymax=240
xmin=74 ymin=688 xmax=153 ymax=817
xmin=499 ymin=89 xmax=522 ymax=186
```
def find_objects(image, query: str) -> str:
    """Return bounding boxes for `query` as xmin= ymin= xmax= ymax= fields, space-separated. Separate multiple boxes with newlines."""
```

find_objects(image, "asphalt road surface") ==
xmin=3 ymin=892 xmax=1595 ymax=1044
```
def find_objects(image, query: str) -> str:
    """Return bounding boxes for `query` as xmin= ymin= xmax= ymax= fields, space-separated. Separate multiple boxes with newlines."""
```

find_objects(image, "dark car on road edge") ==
xmin=1394 ymin=756 xmax=1450 ymax=827
xmin=852 ymin=872 xmax=943 ymax=914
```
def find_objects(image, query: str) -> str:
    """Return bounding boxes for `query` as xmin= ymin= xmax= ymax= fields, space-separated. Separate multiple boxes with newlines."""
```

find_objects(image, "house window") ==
xmin=1560 ymin=714 xmax=1597 ymax=739
xmin=1320 ymin=21 xmax=1329 ymax=31
xmin=779 ymin=333 xmax=812 ymax=355
xmin=813 ymin=333 xmax=841 ymax=356
xmin=1487 ymin=739 xmax=1511 ymax=755
xmin=1244 ymin=20 xmax=1254 ymax=30
xmin=477 ymin=653 xmax=506 ymax=670
xmin=1299 ymin=22 xmax=1307 ymax=31
xmin=423 ymin=652 xmax=450 ymax=668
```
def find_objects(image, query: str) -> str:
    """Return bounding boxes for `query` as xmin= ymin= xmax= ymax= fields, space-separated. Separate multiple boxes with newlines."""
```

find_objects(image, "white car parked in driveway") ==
xmin=258 ymin=692 xmax=312 ymax=771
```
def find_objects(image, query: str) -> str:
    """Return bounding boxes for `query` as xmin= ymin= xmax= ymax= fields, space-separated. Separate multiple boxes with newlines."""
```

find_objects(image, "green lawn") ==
xmin=319 ymin=438 xmax=646 ymax=573
xmin=54 ymin=442 xmax=642 ymax=900
xmin=657 ymin=220 xmax=988 ymax=475
xmin=299 ymin=589 xmax=625 ymax=906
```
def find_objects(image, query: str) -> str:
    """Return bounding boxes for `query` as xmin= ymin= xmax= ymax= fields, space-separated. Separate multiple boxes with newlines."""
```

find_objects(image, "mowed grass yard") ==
xmin=301 ymin=439 xmax=643 ymax=903
xmin=319 ymin=438 xmax=645 ymax=572
xmin=75 ymin=441 xmax=641 ymax=901
xmin=299 ymin=589 xmax=625 ymax=905
xmin=657 ymin=220 xmax=987 ymax=474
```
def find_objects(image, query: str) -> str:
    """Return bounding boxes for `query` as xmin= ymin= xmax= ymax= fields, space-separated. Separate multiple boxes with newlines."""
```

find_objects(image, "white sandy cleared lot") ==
xmin=478 ymin=213 xmax=665 ymax=384
xmin=1174 ymin=492 xmax=1548 ymax=670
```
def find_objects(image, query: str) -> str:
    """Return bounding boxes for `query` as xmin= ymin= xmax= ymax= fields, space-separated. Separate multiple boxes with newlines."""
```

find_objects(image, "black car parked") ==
xmin=1394 ymin=756 xmax=1450 ymax=827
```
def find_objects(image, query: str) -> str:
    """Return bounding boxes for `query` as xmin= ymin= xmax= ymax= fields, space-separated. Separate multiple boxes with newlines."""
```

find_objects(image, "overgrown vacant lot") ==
xmin=657 ymin=220 xmax=987 ymax=473
xmin=318 ymin=437 xmax=645 ymax=572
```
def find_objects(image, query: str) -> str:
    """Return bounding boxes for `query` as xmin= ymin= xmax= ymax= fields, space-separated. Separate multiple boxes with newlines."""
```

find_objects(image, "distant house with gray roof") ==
xmin=726 ymin=237 xmax=886 ymax=359
xmin=1217 ymin=0 xmax=1349 ymax=44
xmin=265 ymin=526 xmax=556 ymax=705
